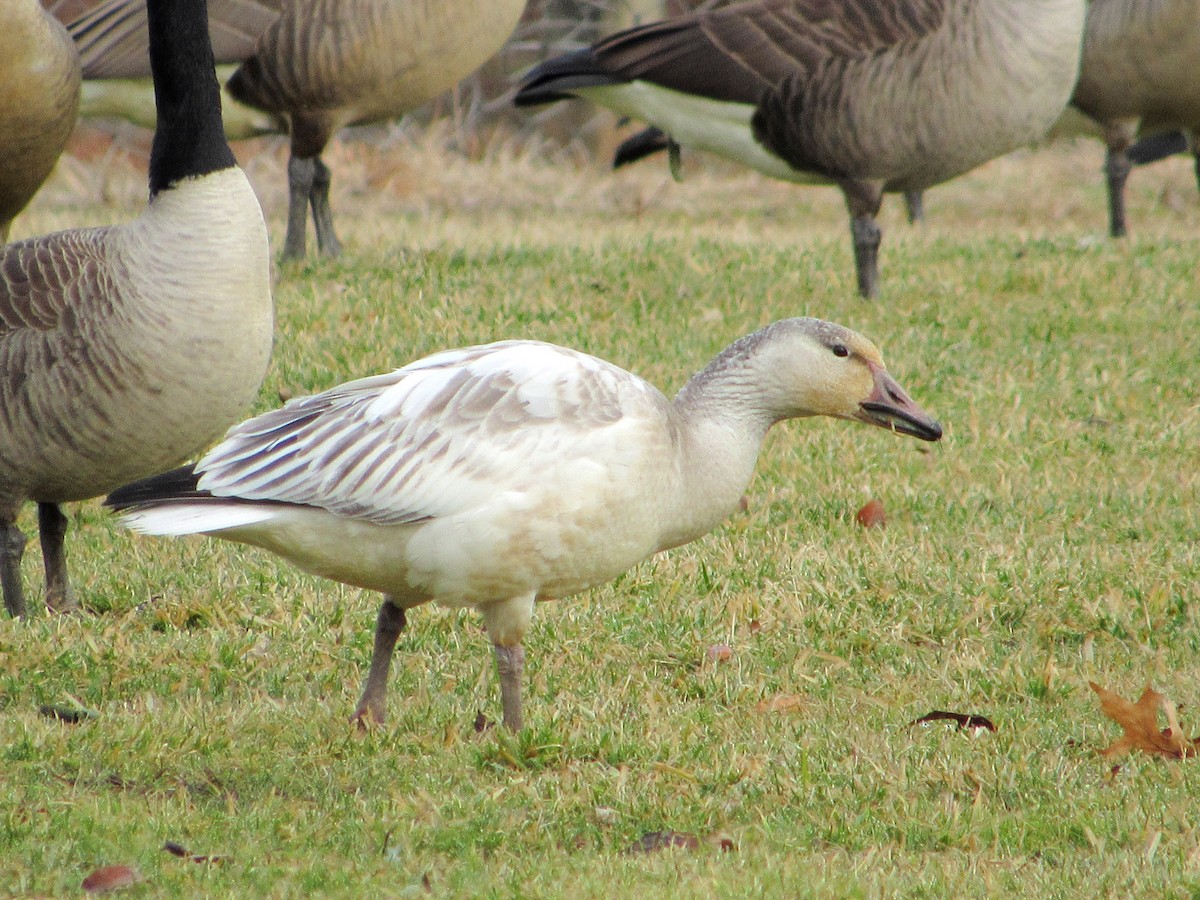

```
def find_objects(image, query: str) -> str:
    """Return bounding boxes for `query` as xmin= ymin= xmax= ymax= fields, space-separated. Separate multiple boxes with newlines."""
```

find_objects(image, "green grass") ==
xmin=3 ymin=129 xmax=1199 ymax=896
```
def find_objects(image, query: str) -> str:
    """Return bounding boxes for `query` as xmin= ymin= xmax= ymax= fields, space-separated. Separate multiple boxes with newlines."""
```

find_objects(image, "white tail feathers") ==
xmin=120 ymin=502 xmax=279 ymax=536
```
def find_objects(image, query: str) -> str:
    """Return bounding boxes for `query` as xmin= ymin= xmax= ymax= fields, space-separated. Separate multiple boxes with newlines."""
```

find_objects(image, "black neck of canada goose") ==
xmin=147 ymin=0 xmax=236 ymax=197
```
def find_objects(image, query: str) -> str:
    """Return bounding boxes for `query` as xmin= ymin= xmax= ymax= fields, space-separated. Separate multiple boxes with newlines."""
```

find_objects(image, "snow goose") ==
xmin=106 ymin=318 xmax=942 ymax=731
xmin=1 ymin=0 xmax=273 ymax=617
xmin=1 ymin=2 xmax=81 ymax=243
xmin=1069 ymin=0 xmax=1200 ymax=237
xmin=514 ymin=0 xmax=1085 ymax=298
xmin=60 ymin=0 xmax=528 ymax=260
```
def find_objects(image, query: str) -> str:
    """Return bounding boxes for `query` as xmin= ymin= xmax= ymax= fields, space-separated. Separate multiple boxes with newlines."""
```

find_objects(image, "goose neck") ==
xmin=147 ymin=0 xmax=235 ymax=196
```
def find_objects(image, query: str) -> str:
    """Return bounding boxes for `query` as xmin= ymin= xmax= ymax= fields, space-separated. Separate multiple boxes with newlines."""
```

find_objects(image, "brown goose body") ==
xmin=516 ymin=0 xmax=1085 ymax=297
xmin=228 ymin=0 xmax=526 ymax=259
xmin=2 ymin=0 xmax=273 ymax=618
xmin=1070 ymin=0 xmax=1200 ymax=237
xmin=59 ymin=0 xmax=527 ymax=260
xmin=1 ymin=2 xmax=82 ymax=242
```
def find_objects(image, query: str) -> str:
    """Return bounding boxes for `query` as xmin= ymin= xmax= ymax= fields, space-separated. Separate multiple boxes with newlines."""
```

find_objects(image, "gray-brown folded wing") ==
xmin=749 ymin=0 xmax=947 ymax=176
xmin=51 ymin=0 xmax=279 ymax=78
xmin=0 ymin=229 xmax=137 ymax=460
xmin=581 ymin=0 xmax=943 ymax=104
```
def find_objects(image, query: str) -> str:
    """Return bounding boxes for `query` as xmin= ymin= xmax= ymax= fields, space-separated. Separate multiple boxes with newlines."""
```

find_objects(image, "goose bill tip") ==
xmin=857 ymin=400 xmax=942 ymax=442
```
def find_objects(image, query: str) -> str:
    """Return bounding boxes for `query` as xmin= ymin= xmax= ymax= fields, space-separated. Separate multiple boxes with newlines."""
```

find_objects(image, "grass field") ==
xmin=2 ymin=121 xmax=1199 ymax=896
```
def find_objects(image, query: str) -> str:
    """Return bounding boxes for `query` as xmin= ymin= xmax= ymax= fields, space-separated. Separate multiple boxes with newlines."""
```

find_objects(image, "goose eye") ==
xmin=832 ymin=344 xmax=849 ymax=358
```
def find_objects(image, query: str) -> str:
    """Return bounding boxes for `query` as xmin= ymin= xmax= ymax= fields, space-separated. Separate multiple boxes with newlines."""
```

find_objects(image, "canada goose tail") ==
xmin=1126 ymin=130 xmax=1191 ymax=166
xmin=513 ymin=48 xmax=619 ymax=106
xmin=224 ymin=55 xmax=274 ymax=114
xmin=613 ymin=126 xmax=671 ymax=169
xmin=147 ymin=0 xmax=236 ymax=196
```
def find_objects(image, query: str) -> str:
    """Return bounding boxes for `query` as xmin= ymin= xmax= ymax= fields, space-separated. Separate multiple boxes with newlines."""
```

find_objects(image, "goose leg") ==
xmin=842 ymin=181 xmax=885 ymax=299
xmin=480 ymin=593 xmax=535 ymax=730
xmin=1105 ymin=147 xmax=1132 ymax=238
xmin=849 ymin=215 xmax=882 ymax=299
xmin=1 ymin=517 xmax=27 ymax=619
xmin=283 ymin=155 xmax=315 ymax=260
xmin=309 ymin=157 xmax=342 ymax=258
xmin=493 ymin=643 xmax=526 ymax=731
xmin=38 ymin=503 xmax=77 ymax=613
xmin=352 ymin=597 xmax=406 ymax=727
xmin=903 ymin=190 xmax=924 ymax=225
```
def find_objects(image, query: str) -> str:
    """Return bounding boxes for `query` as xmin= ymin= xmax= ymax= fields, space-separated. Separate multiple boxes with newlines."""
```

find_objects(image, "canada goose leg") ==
xmin=903 ymin=190 xmax=924 ymax=225
xmin=481 ymin=593 xmax=535 ymax=731
xmin=1 ymin=517 xmax=28 ymax=619
xmin=351 ymin=597 xmax=407 ymax=727
xmin=1104 ymin=147 xmax=1132 ymax=238
xmin=849 ymin=215 xmax=882 ymax=299
xmin=842 ymin=181 xmax=885 ymax=299
xmin=38 ymin=503 xmax=77 ymax=613
xmin=283 ymin=155 xmax=315 ymax=260
xmin=309 ymin=157 xmax=342 ymax=258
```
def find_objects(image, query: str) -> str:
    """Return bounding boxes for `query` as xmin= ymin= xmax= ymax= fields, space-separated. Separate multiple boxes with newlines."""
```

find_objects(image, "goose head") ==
xmin=722 ymin=318 xmax=943 ymax=442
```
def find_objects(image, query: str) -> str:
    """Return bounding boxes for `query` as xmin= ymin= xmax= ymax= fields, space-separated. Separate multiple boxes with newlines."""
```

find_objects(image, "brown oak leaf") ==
xmin=1089 ymin=682 xmax=1198 ymax=759
xmin=81 ymin=865 xmax=140 ymax=893
xmin=910 ymin=710 xmax=997 ymax=732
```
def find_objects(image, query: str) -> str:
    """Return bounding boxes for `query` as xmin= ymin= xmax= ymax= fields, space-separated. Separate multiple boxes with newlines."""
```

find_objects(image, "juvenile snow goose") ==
xmin=515 ymin=0 xmax=1086 ymax=298
xmin=106 ymin=319 xmax=942 ymax=731
xmin=0 ymin=0 xmax=273 ymax=617
xmin=0 ymin=2 xmax=81 ymax=243
xmin=1070 ymin=0 xmax=1200 ymax=237
xmin=60 ymin=0 xmax=528 ymax=260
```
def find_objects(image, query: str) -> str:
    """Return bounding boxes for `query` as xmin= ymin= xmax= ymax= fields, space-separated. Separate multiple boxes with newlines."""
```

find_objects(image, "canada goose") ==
xmin=515 ymin=0 xmax=1086 ymax=298
xmin=1 ymin=3 xmax=81 ymax=243
xmin=1070 ymin=0 xmax=1200 ymax=237
xmin=1 ymin=0 xmax=273 ymax=617
xmin=106 ymin=318 xmax=942 ymax=730
xmin=60 ymin=0 xmax=528 ymax=261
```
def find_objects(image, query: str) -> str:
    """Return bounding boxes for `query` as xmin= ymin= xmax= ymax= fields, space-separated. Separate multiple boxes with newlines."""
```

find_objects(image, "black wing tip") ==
xmin=104 ymin=464 xmax=202 ymax=511
xmin=514 ymin=49 xmax=620 ymax=107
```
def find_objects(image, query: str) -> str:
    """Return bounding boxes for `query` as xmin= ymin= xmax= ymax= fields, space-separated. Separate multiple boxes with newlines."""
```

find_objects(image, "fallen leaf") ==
xmin=910 ymin=710 xmax=997 ymax=732
xmin=38 ymin=693 xmax=97 ymax=723
xmin=473 ymin=711 xmax=494 ymax=733
xmin=1089 ymin=682 xmax=1198 ymax=759
xmin=81 ymin=865 xmax=140 ymax=893
xmin=706 ymin=643 xmax=732 ymax=663
xmin=754 ymin=694 xmax=806 ymax=714
xmin=623 ymin=831 xmax=700 ymax=854
xmin=163 ymin=840 xmax=226 ymax=863
xmin=707 ymin=833 xmax=737 ymax=853
xmin=855 ymin=498 xmax=886 ymax=528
